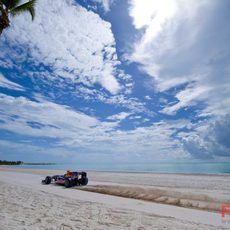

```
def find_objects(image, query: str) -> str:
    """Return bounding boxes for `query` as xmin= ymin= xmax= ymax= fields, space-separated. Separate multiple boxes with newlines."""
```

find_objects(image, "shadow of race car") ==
xmin=42 ymin=171 xmax=88 ymax=188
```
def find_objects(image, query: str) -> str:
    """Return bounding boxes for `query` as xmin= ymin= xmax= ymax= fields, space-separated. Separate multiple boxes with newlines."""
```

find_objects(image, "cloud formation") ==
xmin=0 ymin=92 xmax=190 ymax=161
xmin=0 ymin=0 xmax=229 ymax=162
xmin=0 ymin=73 xmax=24 ymax=91
xmin=181 ymin=115 xmax=230 ymax=159
xmin=1 ymin=0 xmax=120 ymax=94
xmin=129 ymin=0 xmax=230 ymax=117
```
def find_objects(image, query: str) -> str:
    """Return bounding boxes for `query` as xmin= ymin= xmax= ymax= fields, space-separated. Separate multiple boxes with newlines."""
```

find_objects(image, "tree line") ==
xmin=0 ymin=160 xmax=23 ymax=165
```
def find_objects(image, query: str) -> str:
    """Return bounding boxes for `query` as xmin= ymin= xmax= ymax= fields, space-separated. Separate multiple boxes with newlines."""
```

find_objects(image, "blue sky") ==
xmin=0 ymin=0 xmax=230 ymax=163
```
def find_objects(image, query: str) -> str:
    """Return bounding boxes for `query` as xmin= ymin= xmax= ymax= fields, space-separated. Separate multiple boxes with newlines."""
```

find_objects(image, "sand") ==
xmin=0 ymin=167 xmax=229 ymax=229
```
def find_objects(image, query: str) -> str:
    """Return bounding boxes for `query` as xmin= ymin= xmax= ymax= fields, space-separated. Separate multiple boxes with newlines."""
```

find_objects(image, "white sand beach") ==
xmin=0 ymin=167 xmax=230 ymax=229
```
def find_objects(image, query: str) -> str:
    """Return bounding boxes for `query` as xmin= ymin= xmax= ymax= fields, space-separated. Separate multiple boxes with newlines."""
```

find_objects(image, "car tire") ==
xmin=80 ymin=177 xmax=88 ymax=186
xmin=64 ymin=178 xmax=71 ymax=188
xmin=45 ymin=176 xmax=51 ymax=184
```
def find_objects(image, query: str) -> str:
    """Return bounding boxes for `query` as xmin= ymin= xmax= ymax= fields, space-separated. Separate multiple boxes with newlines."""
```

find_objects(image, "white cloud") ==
xmin=144 ymin=95 xmax=151 ymax=100
xmin=0 ymin=73 xmax=24 ymax=91
xmin=0 ymin=93 xmax=101 ymax=142
xmin=107 ymin=112 xmax=130 ymax=121
xmin=2 ymin=0 xmax=120 ymax=94
xmin=94 ymin=0 xmax=115 ymax=12
xmin=129 ymin=0 xmax=177 ymax=38
xmin=128 ymin=0 xmax=230 ymax=116
xmin=157 ymin=77 xmax=188 ymax=92
xmin=100 ymin=94 xmax=154 ymax=115
xmin=161 ymin=83 xmax=211 ymax=115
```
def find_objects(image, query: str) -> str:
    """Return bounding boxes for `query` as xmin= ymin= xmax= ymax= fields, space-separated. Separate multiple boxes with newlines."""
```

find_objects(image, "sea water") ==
xmin=14 ymin=162 xmax=230 ymax=174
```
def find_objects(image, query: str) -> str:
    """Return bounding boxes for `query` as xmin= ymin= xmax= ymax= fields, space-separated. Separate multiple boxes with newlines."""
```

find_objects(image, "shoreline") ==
xmin=1 ymin=165 xmax=230 ymax=176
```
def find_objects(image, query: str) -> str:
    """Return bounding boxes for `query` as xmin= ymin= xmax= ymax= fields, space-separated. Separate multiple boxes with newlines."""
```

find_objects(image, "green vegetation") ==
xmin=0 ymin=0 xmax=37 ymax=35
xmin=0 ymin=160 xmax=23 ymax=165
xmin=0 ymin=160 xmax=56 ymax=165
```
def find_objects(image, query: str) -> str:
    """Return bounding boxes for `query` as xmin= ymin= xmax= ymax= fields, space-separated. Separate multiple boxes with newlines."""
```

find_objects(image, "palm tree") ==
xmin=0 ymin=0 xmax=37 ymax=35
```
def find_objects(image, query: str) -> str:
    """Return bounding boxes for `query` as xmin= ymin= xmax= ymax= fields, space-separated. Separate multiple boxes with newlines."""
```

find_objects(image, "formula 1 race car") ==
xmin=41 ymin=170 xmax=88 ymax=188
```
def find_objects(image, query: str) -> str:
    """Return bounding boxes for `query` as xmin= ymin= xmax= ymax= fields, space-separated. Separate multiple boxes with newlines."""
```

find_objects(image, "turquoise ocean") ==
xmin=14 ymin=162 xmax=230 ymax=174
